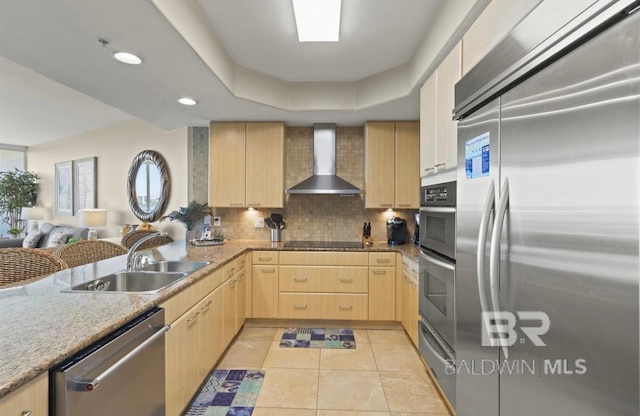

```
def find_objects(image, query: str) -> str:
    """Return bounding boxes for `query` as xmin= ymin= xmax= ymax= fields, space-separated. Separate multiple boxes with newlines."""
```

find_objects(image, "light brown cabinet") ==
xmin=365 ymin=121 xmax=420 ymax=209
xmin=400 ymin=255 xmax=419 ymax=347
xmin=0 ymin=372 xmax=47 ymax=416
xmin=209 ymin=122 xmax=285 ymax=208
xmin=162 ymin=267 xmax=227 ymax=415
xmin=275 ymin=251 xmax=397 ymax=321
xmin=420 ymin=42 xmax=461 ymax=177
xmin=252 ymin=251 xmax=279 ymax=318
xmin=368 ymin=252 xmax=397 ymax=321
xmin=165 ymin=289 xmax=219 ymax=416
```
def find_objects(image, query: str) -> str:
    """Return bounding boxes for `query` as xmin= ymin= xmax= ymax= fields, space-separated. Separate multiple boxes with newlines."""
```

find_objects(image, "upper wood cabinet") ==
xmin=365 ymin=121 xmax=420 ymax=209
xmin=210 ymin=122 xmax=284 ymax=208
xmin=420 ymin=41 xmax=461 ymax=178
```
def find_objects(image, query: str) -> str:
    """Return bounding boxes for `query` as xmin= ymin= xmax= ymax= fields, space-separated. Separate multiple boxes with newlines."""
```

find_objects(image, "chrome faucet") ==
xmin=126 ymin=232 xmax=168 ymax=271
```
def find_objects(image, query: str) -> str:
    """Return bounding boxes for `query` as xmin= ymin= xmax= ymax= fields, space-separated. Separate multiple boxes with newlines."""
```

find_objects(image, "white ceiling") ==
xmin=0 ymin=0 xmax=486 ymax=147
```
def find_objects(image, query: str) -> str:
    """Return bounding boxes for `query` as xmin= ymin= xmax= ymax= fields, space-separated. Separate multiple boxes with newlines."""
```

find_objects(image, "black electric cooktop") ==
xmin=283 ymin=240 xmax=363 ymax=249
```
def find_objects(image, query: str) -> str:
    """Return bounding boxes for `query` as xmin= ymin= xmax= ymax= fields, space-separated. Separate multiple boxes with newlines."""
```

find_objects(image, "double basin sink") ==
xmin=65 ymin=261 xmax=211 ymax=294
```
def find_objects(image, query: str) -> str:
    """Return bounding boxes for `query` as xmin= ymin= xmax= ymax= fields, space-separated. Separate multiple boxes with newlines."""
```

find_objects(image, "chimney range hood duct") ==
xmin=286 ymin=124 xmax=362 ymax=195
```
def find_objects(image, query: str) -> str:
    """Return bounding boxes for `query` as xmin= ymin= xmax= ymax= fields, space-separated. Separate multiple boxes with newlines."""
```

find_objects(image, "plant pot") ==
xmin=9 ymin=233 xmax=19 ymax=239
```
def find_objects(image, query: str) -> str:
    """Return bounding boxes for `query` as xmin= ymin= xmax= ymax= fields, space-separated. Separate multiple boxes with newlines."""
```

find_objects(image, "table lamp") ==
xmin=21 ymin=207 xmax=45 ymax=232
xmin=79 ymin=209 xmax=107 ymax=240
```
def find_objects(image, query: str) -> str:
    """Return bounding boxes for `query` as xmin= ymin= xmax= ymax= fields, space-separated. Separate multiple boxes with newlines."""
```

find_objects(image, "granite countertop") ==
xmin=0 ymin=239 xmax=420 ymax=397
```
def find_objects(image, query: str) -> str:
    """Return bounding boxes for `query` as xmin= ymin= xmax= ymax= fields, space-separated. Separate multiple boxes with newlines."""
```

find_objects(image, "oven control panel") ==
xmin=421 ymin=181 xmax=456 ymax=206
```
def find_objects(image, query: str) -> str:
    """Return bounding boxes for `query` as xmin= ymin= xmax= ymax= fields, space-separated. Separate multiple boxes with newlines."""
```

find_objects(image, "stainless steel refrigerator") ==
xmin=454 ymin=1 xmax=639 ymax=415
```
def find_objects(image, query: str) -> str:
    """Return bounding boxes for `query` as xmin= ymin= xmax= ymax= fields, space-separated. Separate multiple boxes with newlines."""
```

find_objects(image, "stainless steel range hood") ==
xmin=286 ymin=124 xmax=362 ymax=195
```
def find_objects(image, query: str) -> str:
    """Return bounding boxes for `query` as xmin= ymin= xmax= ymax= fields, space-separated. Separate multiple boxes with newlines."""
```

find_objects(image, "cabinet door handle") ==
xmin=376 ymin=258 xmax=390 ymax=264
xmin=435 ymin=163 xmax=446 ymax=169
xmin=339 ymin=278 xmax=353 ymax=283
xmin=230 ymin=203 xmax=244 ymax=206
xmin=187 ymin=311 xmax=200 ymax=323
xmin=339 ymin=305 xmax=353 ymax=310
xmin=424 ymin=167 xmax=435 ymax=173
xmin=201 ymin=300 xmax=212 ymax=311
xmin=379 ymin=203 xmax=393 ymax=207
xmin=21 ymin=411 xmax=32 ymax=416
xmin=261 ymin=268 xmax=276 ymax=273
xmin=373 ymin=270 xmax=387 ymax=275
xmin=258 ymin=257 xmax=272 ymax=262
xmin=247 ymin=202 xmax=261 ymax=206
xmin=294 ymin=277 xmax=308 ymax=282
xmin=398 ymin=203 xmax=411 ymax=207
xmin=294 ymin=304 xmax=308 ymax=310
xmin=227 ymin=267 xmax=236 ymax=276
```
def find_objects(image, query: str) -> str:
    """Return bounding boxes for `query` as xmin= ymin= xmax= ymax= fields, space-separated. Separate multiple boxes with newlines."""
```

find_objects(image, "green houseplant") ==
xmin=0 ymin=169 xmax=40 ymax=234
xmin=160 ymin=200 xmax=212 ymax=240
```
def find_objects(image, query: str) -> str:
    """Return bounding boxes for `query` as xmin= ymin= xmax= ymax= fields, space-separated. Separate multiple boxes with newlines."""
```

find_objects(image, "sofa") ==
xmin=0 ymin=222 xmax=89 ymax=249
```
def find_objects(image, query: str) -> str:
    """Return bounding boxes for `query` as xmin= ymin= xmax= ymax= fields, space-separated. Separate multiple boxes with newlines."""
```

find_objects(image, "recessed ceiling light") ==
xmin=113 ymin=51 xmax=142 ymax=65
xmin=292 ymin=0 xmax=341 ymax=42
xmin=178 ymin=97 xmax=197 ymax=106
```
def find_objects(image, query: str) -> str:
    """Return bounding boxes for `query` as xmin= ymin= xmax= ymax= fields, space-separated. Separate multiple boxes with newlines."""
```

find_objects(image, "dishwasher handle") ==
xmin=78 ymin=324 xmax=169 ymax=391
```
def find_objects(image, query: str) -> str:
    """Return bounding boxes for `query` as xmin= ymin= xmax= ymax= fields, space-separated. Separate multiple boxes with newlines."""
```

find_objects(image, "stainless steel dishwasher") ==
xmin=51 ymin=308 xmax=168 ymax=416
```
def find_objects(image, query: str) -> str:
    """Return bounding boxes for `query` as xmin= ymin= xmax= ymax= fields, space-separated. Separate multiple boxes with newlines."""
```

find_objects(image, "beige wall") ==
xmin=27 ymin=119 xmax=189 ymax=240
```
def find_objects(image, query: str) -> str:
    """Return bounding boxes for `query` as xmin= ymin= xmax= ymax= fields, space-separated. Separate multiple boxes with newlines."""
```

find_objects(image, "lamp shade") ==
xmin=79 ymin=209 xmax=107 ymax=228
xmin=21 ymin=207 xmax=45 ymax=220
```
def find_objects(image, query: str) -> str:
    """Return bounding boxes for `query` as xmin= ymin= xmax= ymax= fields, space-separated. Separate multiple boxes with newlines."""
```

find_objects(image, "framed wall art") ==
xmin=73 ymin=157 xmax=97 ymax=215
xmin=55 ymin=161 xmax=73 ymax=216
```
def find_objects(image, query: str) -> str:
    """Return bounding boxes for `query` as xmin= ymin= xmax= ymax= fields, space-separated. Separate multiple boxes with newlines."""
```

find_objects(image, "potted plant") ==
xmin=8 ymin=227 xmax=23 ymax=239
xmin=0 ymin=169 xmax=39 ymax=234
xmin=160 ymin=200 xmax=212 ymax=240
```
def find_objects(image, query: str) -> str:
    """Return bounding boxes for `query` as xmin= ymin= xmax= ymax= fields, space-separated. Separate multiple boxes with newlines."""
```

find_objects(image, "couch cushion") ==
xmin=37 ymin=223 xmax=89 ymax=248
xmin=22 ymin=231 xmax=42 ymax=248
xmin=46 ymin=232 xmax=70 ymax=247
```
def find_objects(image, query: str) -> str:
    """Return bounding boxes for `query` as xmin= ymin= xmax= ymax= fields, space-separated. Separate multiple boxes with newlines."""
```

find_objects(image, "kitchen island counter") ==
xmin=0 ymin=239 xmax=418 ymax=397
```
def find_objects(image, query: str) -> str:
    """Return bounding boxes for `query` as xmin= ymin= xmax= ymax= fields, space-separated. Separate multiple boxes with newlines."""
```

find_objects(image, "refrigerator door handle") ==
xmin=477 ymin=180 xmax=495 ymax=317
xmin=490 ymin=178 xmax=510 ymax=359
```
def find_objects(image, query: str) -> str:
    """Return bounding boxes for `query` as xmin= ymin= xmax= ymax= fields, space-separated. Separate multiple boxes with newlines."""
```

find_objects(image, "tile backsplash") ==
xmin=192 ymin=125 xmax=417 ymax=242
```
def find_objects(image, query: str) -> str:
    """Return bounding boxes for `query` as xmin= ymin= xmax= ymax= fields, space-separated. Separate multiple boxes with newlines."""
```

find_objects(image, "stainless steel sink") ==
xmin=138 ymin=260 xmax=210 ymax=273
xmin=65 ymin=271 xmax=188 ymax=293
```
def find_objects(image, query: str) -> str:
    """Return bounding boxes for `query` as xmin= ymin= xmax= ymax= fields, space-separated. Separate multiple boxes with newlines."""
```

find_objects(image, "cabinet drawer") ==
xmin=253 ymin=251 xmax=278 ymax=265
xmin=280 ymin=251 xmax=368 ymax=266
xmin=279 ymin=293 xmax=368 ymax=320
xmin=369 ymin=252 xmax=396 ymax=266
xmin=161 ymin=268 xmax=225 ymax=324
xmin=0 ymin=372 xmax=48 ymax=416
xmin=224 ymin=255 xmax=246 ymax=280
xmin=279 ymin=266 xmax=368 ymax=293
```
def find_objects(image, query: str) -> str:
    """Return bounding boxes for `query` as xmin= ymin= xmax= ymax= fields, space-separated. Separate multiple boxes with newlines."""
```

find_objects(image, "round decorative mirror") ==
xmin=127 ymin=150 xmax=170 ymax=223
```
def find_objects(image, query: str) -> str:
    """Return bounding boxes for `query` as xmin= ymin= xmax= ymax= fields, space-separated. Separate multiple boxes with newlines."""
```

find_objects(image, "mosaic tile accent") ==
xmin=183 ymin=369 xmax=265 ymax=416
xmin=190 ymin=126 xmax=210 ymax=203
xmin=279 ymin=328 xmax=356 ymax=349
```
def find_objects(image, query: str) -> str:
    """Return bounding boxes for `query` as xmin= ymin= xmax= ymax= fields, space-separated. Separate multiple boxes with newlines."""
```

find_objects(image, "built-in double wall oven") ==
xmin=418 ymin=181 xmax=456 ymax=409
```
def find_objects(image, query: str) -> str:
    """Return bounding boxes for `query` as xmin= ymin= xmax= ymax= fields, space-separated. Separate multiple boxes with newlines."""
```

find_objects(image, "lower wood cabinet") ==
xmin=0 ymin=372 xmax=47 ymax=416
xmin=252 ymin=251 xmax=279 ymax=318
xmin=368 ymin=252 xmax=397 ymax=321
xmin=279 ymin=293 xmax=369 ymax=320
xmin=165 ymin=285 xmax=225 ymax=416
xmin=222 ymin=276 xmax=237 ymax=346
xmin=401 ymin=256 xmax=419 ymax=347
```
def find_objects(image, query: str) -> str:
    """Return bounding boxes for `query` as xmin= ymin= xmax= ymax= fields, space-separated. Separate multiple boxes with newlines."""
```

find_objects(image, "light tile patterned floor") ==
xmin=214 ymin=327 xmax=451 ymax=415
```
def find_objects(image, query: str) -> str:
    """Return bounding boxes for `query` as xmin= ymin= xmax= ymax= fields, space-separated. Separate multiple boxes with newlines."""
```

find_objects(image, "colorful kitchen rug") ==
xmin=183 ymin=369 xmax=265 ymax=416
xmin=279 ymin=327 xmax=356 ymax=349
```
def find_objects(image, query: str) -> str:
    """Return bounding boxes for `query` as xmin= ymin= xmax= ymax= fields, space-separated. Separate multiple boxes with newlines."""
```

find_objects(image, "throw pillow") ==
xmin=22 ymin=231 xmax=42 ymax=248
xmin=47 ymin=233 xmax=70 ymax=247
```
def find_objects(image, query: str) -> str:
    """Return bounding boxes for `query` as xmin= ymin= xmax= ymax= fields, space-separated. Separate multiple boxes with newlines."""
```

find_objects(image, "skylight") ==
xmin=292 ymin=0 xmax=341 ymax=42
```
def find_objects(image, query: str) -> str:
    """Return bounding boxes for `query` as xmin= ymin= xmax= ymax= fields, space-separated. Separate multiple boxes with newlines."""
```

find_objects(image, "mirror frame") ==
xmin=126 ymin=150 xmax=171 ymax=223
